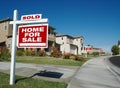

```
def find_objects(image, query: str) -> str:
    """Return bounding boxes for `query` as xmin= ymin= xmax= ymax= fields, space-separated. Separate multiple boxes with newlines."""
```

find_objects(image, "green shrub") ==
xmin=0 ymin=48 xmax=11 ymax=61
xmin=16 ymin=50 xmax=24 ymax=56
xmin=92 ymin=52 xmax=99 ymax=56
xmin=31 ymin=51 xmax=36 ymax=56
xmin=24 ymin=49 xmax=31 ymax=56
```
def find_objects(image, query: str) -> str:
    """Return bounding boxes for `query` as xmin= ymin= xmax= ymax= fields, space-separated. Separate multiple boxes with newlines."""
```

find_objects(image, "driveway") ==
xmin=67 ymin=56 xmax=120 ymax=88
xmin=0 ymin=62 xmax=79 ymax=83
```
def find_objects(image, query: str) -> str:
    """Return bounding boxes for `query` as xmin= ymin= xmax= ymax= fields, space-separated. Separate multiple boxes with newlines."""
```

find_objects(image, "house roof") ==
xmin=56 ymin=34 xmax=74 ymax=39
xmin=74 ymin=36 xmax=84 ymax=39
xmin=0 ymin=18 xmax=12 ymax=23
xmin=56 ymin=34 xmax=84 ymax=40
xmin=49 ymin=26 xmax=56 ymax=30
xmin=93 ymin=48 xmax=101 ymax=50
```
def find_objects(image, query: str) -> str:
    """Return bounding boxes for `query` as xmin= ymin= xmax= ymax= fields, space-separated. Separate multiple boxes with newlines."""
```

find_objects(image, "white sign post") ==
xmin=10 ymin=10 xmax=48 ymax=85
xmin=10 ymin=10 xmax=18 ymax=85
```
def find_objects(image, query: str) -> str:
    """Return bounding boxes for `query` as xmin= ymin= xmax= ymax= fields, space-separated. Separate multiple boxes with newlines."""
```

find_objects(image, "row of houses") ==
xmin=0 ymin=18 xmax=84 ymax=55
xmin=85 ymin=45 xmax=105 ymax=54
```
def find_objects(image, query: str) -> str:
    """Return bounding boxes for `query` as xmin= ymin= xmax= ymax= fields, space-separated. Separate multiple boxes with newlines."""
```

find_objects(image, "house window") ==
xmin=61 ymin=37 xmax=63 ymax=40
xmin=81 ymin=47 xmax=83 ymax=50
xmin=8 ymin=39 xmax=11 ymax=48
xmin=4 ymin=22 xmax=8 ymax=30
xmin=80 ymin=39 xmax=83 ymax=43
xmin=8 ymin=44 xmax=10 ymax=48
xmin=82 ymin=43 xmax=83 ymax=47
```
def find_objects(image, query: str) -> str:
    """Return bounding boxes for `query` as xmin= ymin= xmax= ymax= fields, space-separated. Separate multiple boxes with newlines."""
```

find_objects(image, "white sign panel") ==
xmin=21 ymin=14 xmax=42 ymax=21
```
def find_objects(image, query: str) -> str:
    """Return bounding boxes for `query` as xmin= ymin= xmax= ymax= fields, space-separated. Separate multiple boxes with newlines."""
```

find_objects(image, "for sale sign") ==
xmin=18 ymin=24 xmax=48 ymax=48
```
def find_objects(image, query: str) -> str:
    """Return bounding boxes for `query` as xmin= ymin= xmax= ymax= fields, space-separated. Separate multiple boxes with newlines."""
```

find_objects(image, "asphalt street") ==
xmin=109 ymin=56 xmax=120 ymax=68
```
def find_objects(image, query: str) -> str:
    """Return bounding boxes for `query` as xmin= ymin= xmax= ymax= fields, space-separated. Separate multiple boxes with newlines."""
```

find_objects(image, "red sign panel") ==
xmin=18 ymin=24 xmax=48 ymax=48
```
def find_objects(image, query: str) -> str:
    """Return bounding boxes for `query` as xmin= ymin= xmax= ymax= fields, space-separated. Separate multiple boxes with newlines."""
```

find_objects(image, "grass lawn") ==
xmin=16 ymin=56 xmax=85 ymax=66
xmin=0 ymin=72 xmax=67 ymax=88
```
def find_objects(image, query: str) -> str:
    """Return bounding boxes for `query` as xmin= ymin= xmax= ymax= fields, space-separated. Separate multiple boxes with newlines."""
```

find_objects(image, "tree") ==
xmin=118 ymin=40 xmax=120 ymax=45
xmin=0 ymin=47 xmax=11 ymax=61
xmin=111 ymin=45 xmax=119 ymax=55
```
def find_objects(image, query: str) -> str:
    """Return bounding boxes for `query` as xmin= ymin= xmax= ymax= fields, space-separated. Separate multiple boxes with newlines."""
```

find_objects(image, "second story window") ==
xmin=8 ymin=39 xmax=11 ymax=48
xmin=61 ymin=37 xmax=63 ymax=40
xmin=80 ymin=39 xmax=83 ymax=43
xmin=4 ymin=22 xmax=8 ymax=30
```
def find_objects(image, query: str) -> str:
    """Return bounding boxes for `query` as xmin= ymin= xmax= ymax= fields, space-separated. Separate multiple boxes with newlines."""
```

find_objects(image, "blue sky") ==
xmin=0 ymin=0 xmax=120 ymax=53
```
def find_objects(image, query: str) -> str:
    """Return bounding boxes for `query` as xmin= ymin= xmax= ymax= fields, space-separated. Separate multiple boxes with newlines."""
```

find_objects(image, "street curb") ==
xmin=104 ymin=57 xmax=120 ymax=82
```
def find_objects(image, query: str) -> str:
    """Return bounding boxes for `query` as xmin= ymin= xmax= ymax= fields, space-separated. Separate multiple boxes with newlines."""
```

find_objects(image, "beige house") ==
xmin=56 ymin=34 xmax=84 ymax=55
xmin=0 ymin=18 xmax=12 ymax=52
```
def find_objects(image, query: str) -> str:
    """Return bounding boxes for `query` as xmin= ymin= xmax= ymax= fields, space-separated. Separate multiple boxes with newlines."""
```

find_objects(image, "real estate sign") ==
xmin=18 ymin=24 xmax=48 ymax=48
xmin=10 ymin=10 xmax=48 ymax=85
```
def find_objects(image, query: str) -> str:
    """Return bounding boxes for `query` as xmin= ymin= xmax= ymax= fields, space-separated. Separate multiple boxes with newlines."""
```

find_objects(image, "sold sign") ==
xmin=21 ymin=14 xmax=42 ymax=21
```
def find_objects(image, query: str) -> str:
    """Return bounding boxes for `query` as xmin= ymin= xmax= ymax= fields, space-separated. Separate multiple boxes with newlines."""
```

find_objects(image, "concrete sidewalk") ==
xmin=0 ymin=62 xmax=79 ymax=83
xmin=67 ymin=56 xmax=120 ymax=88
